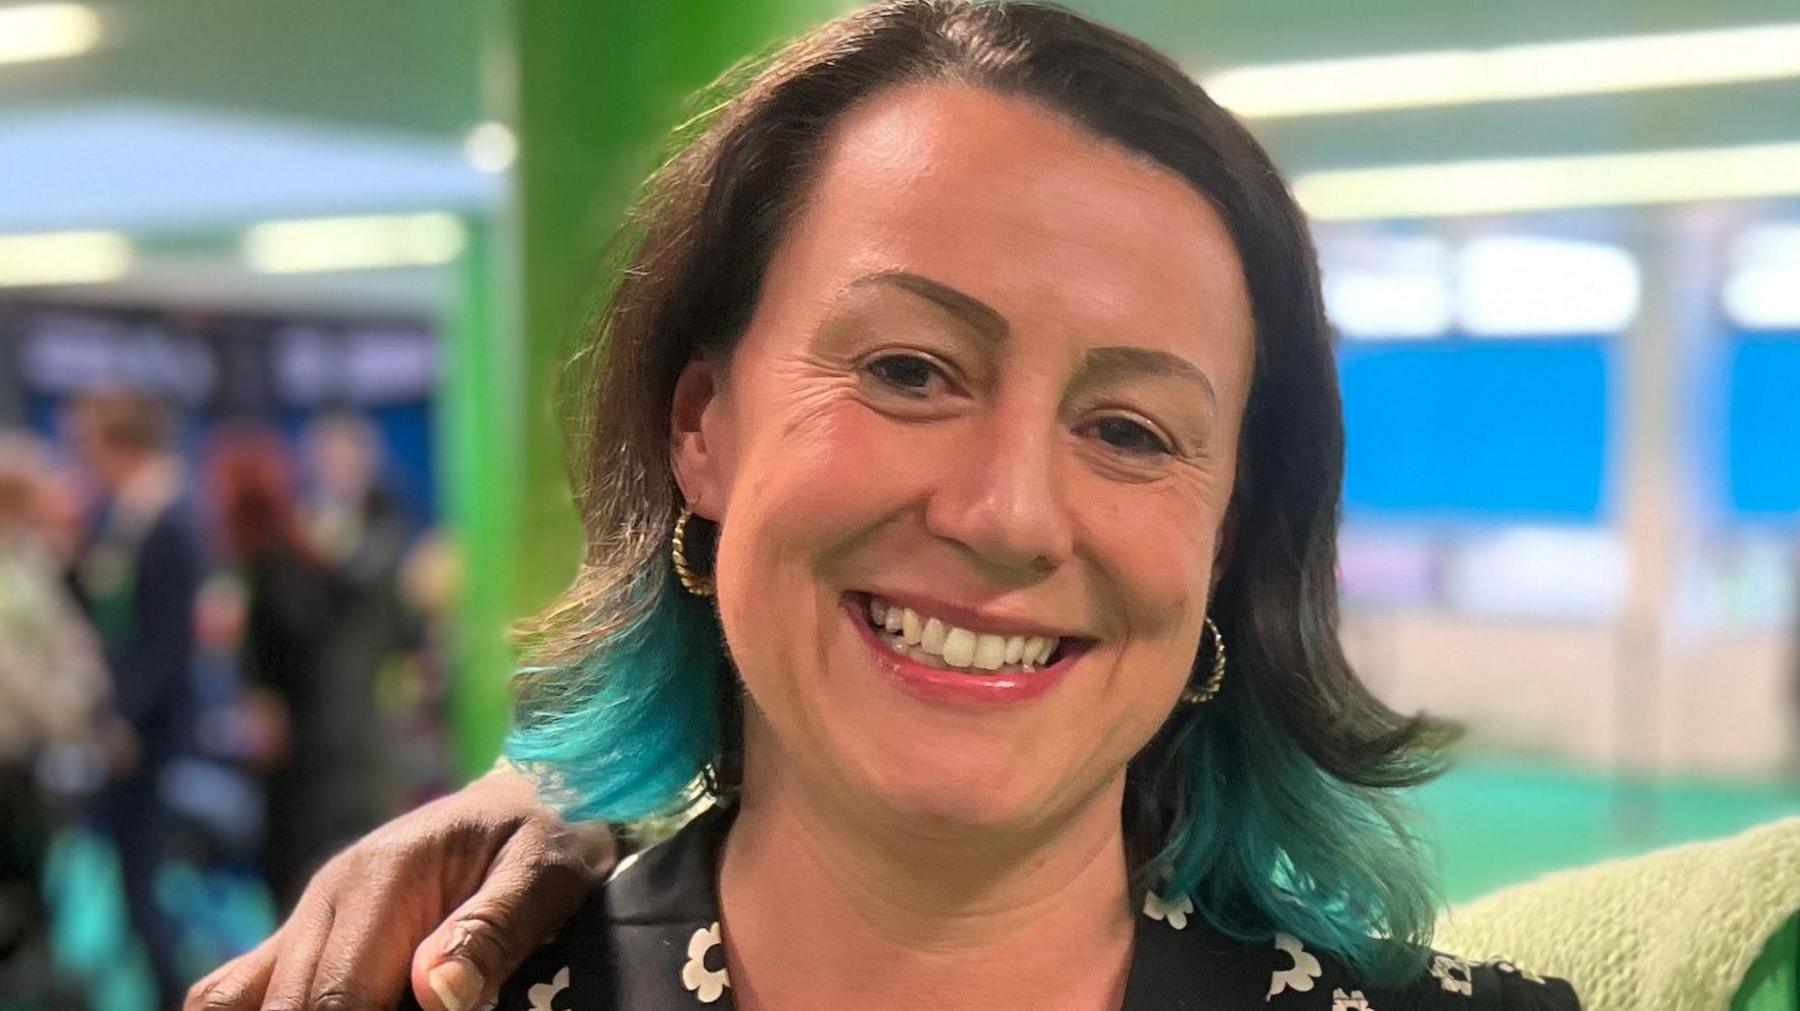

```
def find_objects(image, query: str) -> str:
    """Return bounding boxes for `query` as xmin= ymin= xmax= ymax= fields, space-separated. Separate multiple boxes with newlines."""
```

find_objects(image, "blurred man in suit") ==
xmin=70 ymin=391 xmax=201 ymax=1008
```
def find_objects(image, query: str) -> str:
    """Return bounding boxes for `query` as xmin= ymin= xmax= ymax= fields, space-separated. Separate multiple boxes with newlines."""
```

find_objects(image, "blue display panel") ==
xmin=1726 ymin=332 xmax=1800 ymax=517
xmin=1338 ymin=338 xmax=1610 ymax=523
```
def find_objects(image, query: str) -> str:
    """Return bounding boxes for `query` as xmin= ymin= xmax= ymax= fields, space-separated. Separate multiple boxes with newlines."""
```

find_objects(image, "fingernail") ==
xmin=428 ymin=958 xmax=484 ymax=1011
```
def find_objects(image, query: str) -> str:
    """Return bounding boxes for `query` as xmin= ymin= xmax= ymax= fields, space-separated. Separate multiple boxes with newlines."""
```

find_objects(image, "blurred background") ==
xmin=0 ymin=0 xmax=1795 ymax=1006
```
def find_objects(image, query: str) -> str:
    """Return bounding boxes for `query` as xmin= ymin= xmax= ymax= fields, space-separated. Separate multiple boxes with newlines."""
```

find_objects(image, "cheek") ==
xmin=1083 ymin=479 xmax=1222 ymax=628
xmin=721 ymin=391 xmax=947 ymax=555
xmin=1071 ymin=480 xmax=1225 ymax=740
xmin=710 ymin=399 xmax=916 ymax=650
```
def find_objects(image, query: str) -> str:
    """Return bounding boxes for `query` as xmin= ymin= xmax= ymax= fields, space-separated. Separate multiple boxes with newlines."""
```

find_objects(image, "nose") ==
xmin=922 ymin=402 xmax=1075 ymax=579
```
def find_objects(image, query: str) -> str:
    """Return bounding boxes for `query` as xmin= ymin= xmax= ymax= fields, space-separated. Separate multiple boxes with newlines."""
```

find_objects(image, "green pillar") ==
xmin=509 ymin=0 xmax=845 ymax=609
xmin=441 ymin=216 xmax=521 ymax=779
xmin=443 ymin=0 xmax=848 ymax=777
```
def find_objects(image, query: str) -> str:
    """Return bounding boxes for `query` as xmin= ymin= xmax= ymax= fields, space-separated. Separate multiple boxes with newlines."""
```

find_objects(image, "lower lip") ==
xmin=842 ymin=596 xmax=1077 ymax=706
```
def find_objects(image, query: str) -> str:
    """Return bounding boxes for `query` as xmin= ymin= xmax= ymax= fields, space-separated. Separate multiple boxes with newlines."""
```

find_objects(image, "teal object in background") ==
xmin=1419 ymin=755 xmax=1800 ymax=903
xmin=41 ymin=828 xmax=276 ymax=1011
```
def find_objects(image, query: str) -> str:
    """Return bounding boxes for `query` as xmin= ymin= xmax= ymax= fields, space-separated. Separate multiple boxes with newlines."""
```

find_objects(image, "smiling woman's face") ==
xmin=673 ymin=83 xmax=1255 ymax=836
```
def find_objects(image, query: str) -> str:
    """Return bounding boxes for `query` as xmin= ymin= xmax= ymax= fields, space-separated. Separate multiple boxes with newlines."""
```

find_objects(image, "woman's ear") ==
xmin=670 ymin=358 xmax=728 ymax=520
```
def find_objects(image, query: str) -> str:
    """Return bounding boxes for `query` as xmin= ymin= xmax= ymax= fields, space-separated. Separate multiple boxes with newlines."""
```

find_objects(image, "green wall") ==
xmin=446 ymin=0 xmax=847 ymax=775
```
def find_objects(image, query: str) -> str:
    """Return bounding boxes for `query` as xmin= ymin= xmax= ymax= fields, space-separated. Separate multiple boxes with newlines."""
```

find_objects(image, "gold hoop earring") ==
xmin=1181 ymin=615 xmax=1225 ymax=705
xmin=672 ymin=506 xmax=715 ymax=597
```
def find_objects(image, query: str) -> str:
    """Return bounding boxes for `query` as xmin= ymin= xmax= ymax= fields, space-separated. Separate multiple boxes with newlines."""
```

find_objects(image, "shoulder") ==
xmin=1131 ymin=903 xmax=1581 ymax=1009
xmin=400 ymin=806 xmax=734 ymax=1011
xmin=1398 ymin=951 xmax=1582 ymax=1010
xmin=1312 ymin=944 xmax=1581 ymax=1011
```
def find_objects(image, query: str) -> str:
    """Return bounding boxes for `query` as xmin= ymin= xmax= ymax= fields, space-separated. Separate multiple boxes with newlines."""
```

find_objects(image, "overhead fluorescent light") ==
xmin=0 ymin=3 xmax=102 ymax=66
xmin=1293 ymin=142 xmax=1800 ymax=221
xmin=0 ymin=230 xmax=132 ymax=286
xmin=242 ymin=212 xmax=467 ymax=273
xmin=1723 ymin=223 xmax=1800 ymax=329
xmin=1203 ymin=22 xmax=1800 ymax=119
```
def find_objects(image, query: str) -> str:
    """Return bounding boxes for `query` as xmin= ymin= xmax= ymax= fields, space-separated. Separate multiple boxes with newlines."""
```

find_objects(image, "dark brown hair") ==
xmin=510 ymin=0 xmax=1456 ymax=977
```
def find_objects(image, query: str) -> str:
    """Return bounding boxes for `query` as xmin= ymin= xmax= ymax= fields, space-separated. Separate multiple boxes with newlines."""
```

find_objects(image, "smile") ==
xmin=856 ymin=594 xmax=1071 ymax=674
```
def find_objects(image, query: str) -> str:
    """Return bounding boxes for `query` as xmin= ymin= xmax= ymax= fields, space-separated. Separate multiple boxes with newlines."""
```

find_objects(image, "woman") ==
xmin=206 ymin=424 xmax=343 ymax=910
xmin=192 ymin=3 xmax=1579 ymax=1008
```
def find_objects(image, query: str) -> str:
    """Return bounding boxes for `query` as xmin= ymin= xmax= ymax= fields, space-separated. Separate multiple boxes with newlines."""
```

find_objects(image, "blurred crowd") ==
xmin=0 ymin=389 xmax=457 ymax=1009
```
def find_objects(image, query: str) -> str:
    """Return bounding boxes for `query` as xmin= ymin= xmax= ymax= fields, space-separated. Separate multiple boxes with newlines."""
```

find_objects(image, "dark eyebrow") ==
xmin=847 ymin=270 xmax=1009 ymax=341
xmin=1078 ymin=346 xmax=1218 ymax=411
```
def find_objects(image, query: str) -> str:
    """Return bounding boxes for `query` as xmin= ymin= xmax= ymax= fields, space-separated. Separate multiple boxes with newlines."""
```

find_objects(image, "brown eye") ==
xmin=1086 ymin=416 xmax=1171 ymax=456
xmin=866 ymin=353 xmax=942 ymax=394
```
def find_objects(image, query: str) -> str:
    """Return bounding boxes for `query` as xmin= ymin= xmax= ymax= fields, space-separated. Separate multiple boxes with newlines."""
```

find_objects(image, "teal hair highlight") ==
xmin=506 ymin=572 xmax=728 ymax=823
xmin=1141 ymin=692 xmax=1440 ymax=985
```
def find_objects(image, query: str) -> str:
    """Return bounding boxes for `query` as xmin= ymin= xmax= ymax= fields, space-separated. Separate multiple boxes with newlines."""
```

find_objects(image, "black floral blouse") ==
xmin=412 ymin=805 xmax=1580 ymax=1010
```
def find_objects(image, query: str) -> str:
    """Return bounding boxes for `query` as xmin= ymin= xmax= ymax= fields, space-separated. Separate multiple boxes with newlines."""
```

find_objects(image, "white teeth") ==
xmin=1004 ymin=635 xmax=1026 ymax=665
xmin=972 ymin=633 xmax=1006 ymax=670
xmin=1024 ymin=636 xmax=1047 ymax=665
xmin=921 ymin=617 xmax=948 ymax=654
xmin=866 ymin=596 xmax=1065 ymax=672
xmin=941 ymin=627 xmax=976 ymax=668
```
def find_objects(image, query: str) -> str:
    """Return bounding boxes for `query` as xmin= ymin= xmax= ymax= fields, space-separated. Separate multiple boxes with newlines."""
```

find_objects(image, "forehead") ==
xmin=764 ymin=83 xmax=1253 ymax=373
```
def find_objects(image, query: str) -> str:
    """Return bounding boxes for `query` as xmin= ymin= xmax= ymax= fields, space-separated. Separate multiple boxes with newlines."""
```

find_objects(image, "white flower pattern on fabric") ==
xmin=527 ymin=966 xmax=569 ymax=1011
xmin=1430 ymin=954 xmax=1476 ymax=996
xmin=1141 ymin=891 xmax=1195 ymax=930
xmin=1490 ymin=958 xmax=1547 ymax=984
xmin=1332 ymin=987 xmax=1375 ymax=1011
xmin=680 ymin=922 xmax=731 ymax=1004
xmin=1266 ymin=932 xmax=1323 ymax=1000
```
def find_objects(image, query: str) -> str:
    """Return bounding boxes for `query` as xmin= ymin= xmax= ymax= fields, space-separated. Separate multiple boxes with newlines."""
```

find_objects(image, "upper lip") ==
xmin=855 ymin=589 xmax=1089 ymax=642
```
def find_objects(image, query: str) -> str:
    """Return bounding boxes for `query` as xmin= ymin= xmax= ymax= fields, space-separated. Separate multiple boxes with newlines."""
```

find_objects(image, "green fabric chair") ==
xmin=1436 ymin=819 xmax=1800 ymax=1011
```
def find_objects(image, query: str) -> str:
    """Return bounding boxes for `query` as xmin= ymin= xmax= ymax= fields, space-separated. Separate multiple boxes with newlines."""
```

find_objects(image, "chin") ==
xmin=844 ymin=732 xmax=1061 ymax=833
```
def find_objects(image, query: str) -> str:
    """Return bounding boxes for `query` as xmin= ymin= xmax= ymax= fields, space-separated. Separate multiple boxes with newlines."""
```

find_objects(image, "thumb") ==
xmin=410 ymin=827 xmax=613 ymax=1011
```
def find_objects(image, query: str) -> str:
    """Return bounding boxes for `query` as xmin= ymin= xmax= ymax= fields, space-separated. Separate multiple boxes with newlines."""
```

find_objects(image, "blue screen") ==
xmin=1726 ymin=333 xmax=1800 ymax=517
xmin=1338 ymin=338 xmax=1611 ymax=523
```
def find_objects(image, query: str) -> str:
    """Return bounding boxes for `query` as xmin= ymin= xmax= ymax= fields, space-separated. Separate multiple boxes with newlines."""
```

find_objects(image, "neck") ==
xmin=718 ymin=721 xmax=1136 ymax=1010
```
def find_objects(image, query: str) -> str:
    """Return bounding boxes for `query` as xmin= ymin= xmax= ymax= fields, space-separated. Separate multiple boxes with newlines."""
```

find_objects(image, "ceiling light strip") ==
xmin=0 ymin=3 xmax=102 ymax=66
xmin=1294 ymin=142 xmax=1800 ymax=221
xmin=242 ymin=212 xmax=468 ymax=273
xmin=0 ymin=230 xmax=132 ymax=286
xmin=1203 ymin=22 xmax=1800 ymax=119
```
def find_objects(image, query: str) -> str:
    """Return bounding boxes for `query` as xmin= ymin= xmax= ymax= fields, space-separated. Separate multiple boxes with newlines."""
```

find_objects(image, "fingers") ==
xmin=302 ymin=864 xmax=428 ymax=1011
xmin=410 ymin=824 xmax=614 ymax=1011
xmin=184 ymin=935 xmax=277 ymax=1011
xmin=257 ymin=899 xmax=335 ymax=1011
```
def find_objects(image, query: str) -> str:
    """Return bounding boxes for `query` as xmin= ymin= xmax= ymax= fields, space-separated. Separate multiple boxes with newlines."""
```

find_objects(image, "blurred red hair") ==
xmin=206 ymin=423 xmax=315 ymax=567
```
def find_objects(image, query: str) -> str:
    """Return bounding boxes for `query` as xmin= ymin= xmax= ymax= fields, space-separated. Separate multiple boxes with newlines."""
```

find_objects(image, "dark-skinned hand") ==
xmin=183 ymin=766 xmax=613 ymax=1011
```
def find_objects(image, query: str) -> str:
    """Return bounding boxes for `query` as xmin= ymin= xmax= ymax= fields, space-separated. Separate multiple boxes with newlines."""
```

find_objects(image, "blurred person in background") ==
xmin=206 ymin=423 xmax=338 ymax=913
xmin=0 ymin=432 xmax=111 ymax=1006
xmin=295 ymin=411 xmax=418 ymax=867
xmin=303 ymin=411 xmax=412 ymax=593
xmin=67 ymin=389 xmax=202 ymax=1010
xmin=385 ymin=530 xmax=459 ymax=810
